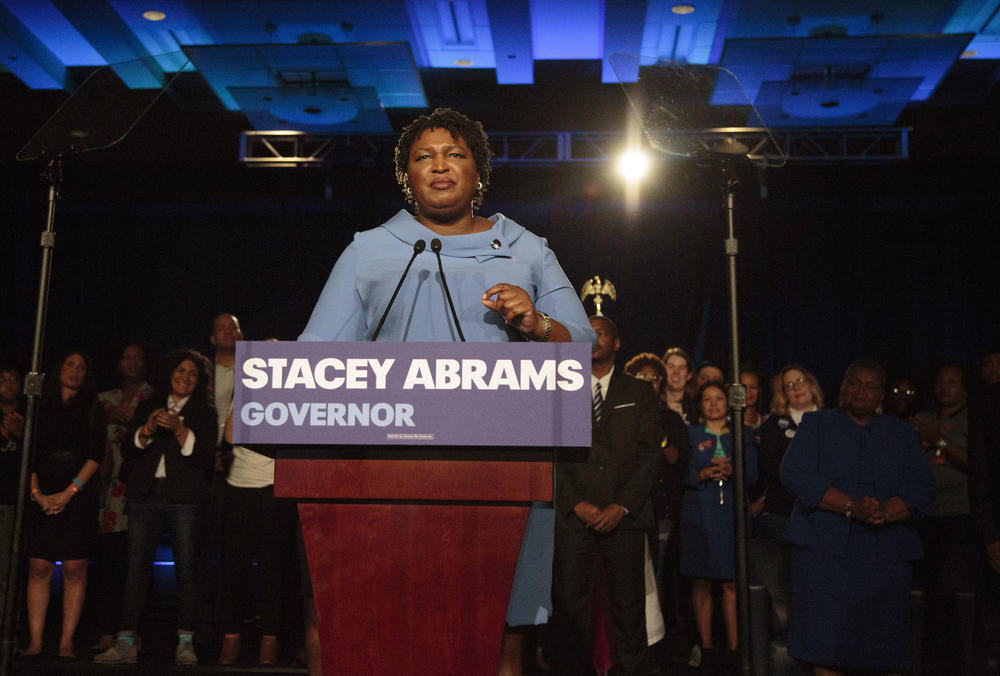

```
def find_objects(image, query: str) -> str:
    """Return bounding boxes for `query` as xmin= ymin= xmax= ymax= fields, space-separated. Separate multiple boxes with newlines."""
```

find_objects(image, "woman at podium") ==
xmin=299 ymin=107 xmax=592 ymax=345
xmin=298 ymin=107 xmax=595 ymax=674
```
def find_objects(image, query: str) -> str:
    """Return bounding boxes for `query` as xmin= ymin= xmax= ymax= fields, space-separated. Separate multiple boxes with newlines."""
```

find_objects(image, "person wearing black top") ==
xmin=25 ymin=351 xmax=104 ymax=658
xmin=0 ymin=362 xmax=25 ymax=625
xmin=94 ymin=349 xmax=216 ymax=667
xmin=624 ymin=352 xmax=690 ymax=636
xmin=752 ymin=364 xmax=824 ymax=541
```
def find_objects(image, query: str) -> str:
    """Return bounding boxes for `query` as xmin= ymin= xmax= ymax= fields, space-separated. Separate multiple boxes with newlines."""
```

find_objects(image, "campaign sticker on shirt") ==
xmin=778 ymin=418 xmax=790 ymax=430
xmin=785 ymin=429 xmax=796 ymax=439
xmin=698 ymin=439 xmax=714 ymax=452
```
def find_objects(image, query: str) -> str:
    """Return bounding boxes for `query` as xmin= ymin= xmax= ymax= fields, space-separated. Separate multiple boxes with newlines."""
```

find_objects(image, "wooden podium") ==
xmin=238 ymin=340 xmax=590 ymax=676
xmin=275 ymin=455 xmax=553 ymax=676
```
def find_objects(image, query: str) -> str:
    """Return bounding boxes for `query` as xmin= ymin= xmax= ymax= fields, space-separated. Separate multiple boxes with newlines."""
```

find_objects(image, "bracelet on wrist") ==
xmin=71 ymin=477 xmax=83 ymax=490
xmin=524 ymin=311 xmax=552 ymax=342
xmin=67 ymin=483 xmax=79 ymax=494
xmin=844 ymin=499 xmax=855 ymax=520
xmin=934 ymin=438 xmax=948 ymax=457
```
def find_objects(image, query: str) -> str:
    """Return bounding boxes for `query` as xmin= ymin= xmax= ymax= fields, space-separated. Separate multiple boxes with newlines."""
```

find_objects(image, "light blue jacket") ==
xmin=299 ymin=210 xmax=595 ymax=344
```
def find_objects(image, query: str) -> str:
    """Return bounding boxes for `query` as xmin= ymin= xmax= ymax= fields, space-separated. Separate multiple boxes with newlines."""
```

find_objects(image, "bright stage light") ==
xmin=616 ymin=149 xmax=651 ymax=182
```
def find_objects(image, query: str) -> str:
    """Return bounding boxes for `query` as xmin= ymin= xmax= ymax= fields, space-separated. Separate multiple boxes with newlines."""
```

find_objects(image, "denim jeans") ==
xmin=120 ymin=498 xmax=203 ymax=632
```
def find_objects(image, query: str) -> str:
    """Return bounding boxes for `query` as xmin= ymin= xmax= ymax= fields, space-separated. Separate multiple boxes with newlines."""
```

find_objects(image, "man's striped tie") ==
xmin=593 ymin=382 xmax=604 ymax=425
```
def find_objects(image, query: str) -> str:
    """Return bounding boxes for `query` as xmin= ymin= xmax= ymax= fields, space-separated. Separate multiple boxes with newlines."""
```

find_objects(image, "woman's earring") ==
xmin=476 ymin=181 xmax=483 ymax=191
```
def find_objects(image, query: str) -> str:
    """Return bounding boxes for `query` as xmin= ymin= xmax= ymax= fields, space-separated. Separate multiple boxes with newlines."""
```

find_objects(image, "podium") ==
xmin=276 ymin=455 xmax=551 ymax=675
xmin=235 ymin=341 xmax=591 ymax=676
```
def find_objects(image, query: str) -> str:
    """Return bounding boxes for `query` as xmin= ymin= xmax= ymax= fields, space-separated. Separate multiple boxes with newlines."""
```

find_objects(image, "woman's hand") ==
xmin=34 ymin=492 xmax=55 ymax=513
xmin=1 ymin=411 xmax=24 ymax=439
xmin=141 ymin=408 xmax=165 ymax=437
xmin=714 ymin=456 xmax=733 ymax=479
xmin=700 ymin=460 xmax=729 ymax=482
xmin=849 ymin=496 xmax=887 ymax=524
xmin=155 ymin=409 xmax=184 ymax=434
xmin=481 ymin=283 xmax=541 ymax=336
xmin=41 ymin=489 xmax=73 ymax=515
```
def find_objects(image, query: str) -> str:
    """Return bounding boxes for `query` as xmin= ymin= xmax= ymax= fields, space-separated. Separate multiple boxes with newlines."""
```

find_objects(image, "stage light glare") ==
xmin=142 ymin=10 xmax=166 ymax=21
xmin=617 ymin=149 xmax=651 ymax=182
xmin=671 ymin=5 xmax=695 ymax=15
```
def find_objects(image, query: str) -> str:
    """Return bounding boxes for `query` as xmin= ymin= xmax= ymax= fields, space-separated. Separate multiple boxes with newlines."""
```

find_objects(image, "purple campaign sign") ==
xmin=233 ymin=341 xmax=592 ymax=447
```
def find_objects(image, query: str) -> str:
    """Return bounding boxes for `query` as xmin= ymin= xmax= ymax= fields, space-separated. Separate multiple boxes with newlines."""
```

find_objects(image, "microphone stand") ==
xmin=430 ymin=239 xmax=466 ymax=342
xmin=719 ymin=160 xmax=751 ymax=675
xmin=691 ymin=150 xmax=752 ymax=673
xmin=371 ymin=239 xmax=426 ymax=341
xmin=1 ymin=56 xmax=191 ymax=676
xmin=0 ymin=157 xmax=62 ymax=676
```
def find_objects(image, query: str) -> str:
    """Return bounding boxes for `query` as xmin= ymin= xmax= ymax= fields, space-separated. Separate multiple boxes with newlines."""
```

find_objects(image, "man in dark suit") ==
xmin=551 ymin=315 xmax=663 ymax=676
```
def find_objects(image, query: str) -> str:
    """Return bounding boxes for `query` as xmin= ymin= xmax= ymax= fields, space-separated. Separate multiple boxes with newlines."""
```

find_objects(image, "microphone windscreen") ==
xmin=413 ymin=239 xmax=426 ymax=253
xmin=431 ymin=238 xmax=442 ymax=252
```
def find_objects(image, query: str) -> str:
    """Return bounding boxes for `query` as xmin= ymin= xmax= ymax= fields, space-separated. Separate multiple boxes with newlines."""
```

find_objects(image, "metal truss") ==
xmin=239 ymin=127 xmax=908 ymax=167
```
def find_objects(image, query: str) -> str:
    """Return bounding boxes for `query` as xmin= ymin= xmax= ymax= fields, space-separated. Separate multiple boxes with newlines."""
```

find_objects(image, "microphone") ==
xmin=430 ymin=238 xmax=466 ymax=342
xmin=371 ymin=239 xmax=425 ymax=341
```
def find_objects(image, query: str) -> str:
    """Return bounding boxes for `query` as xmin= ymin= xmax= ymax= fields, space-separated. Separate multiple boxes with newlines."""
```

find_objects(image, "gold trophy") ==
xmin=579 ymin=276 xmax=616 ymax=317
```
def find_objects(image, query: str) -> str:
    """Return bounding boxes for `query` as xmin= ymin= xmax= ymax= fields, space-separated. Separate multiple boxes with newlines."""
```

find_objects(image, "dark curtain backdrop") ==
xmin=2 ymin=137 xmax=998 ymax=403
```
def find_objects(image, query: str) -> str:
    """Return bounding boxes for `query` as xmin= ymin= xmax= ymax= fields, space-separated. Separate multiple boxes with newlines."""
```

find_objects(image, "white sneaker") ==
xmin=687 ymin=643 xmax=702 ymax=668
xmin=93 ymin=639 xmax=138 ymax=664
xmin=175 ymin=640 xmax=198 ymax=666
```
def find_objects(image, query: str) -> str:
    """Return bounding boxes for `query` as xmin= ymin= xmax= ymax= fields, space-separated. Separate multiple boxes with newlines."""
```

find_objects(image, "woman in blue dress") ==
xmin=780 ymin=360 xmax=934 ymax=675
xmin=680 ymin=380 xmax=757 ymax=667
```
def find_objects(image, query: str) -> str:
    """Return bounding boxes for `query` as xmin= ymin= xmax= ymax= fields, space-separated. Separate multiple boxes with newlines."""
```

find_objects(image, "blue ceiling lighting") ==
xmin=0 ymin=3 xmax=64 ymax=88
xmin=531 ymin=0 xmax=602 ymax=60
xmin=183 ymin=41 xmax=424 ymax=127
xmin=601 ymin=0 xmax=645 ymax=83
xmin=3 ymin=0 xmax=103 ymax=66
xmin=944 ymin=0 xmax=1000 ymax=58
xmin=108 ymin=0 xmax=213 ymax=62
xmin=714 ymin=34 xmax=974 ymax=125
xmin=405 ymin=0 xmax=496 ymax=70
xmin=485 ymin=0 xmax=533 ymax=84
xmin=1 ymin=0 xmax=997 ymax=132
xmin=638 ymin=0 xmax=725 ymax=67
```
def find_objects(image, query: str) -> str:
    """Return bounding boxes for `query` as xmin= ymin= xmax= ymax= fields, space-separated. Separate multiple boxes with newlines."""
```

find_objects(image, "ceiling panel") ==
xmin=1 ymin=0 xmax=997 ymax=131
xmin=715 ymin=34 xmax=974 ymax=121
xmin=184 ymin=41 xmax=426 ymax=121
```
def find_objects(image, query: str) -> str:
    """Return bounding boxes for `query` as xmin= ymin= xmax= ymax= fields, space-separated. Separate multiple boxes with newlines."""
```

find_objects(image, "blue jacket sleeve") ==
xmin=298 ymin=241 xmax=368 ymax=341
xmin=533 ymin=237 xmax=595 ymax=344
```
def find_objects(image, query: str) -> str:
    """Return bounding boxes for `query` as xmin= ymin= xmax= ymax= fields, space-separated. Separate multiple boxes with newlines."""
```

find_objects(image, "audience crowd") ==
xmin=1 ymin=321 xmax=999 ymax=675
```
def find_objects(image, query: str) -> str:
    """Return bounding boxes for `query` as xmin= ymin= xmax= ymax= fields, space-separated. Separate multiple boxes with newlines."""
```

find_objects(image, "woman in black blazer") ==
xmin=94 ymin=349 xmax=216 ymax=667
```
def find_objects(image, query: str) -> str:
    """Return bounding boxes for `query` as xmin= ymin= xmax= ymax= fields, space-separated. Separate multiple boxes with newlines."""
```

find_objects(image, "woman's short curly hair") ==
xmin=393 ymin=108 xmax=492 ymax=210
xmin=624 ymin=352 xmax=667 ymax=384
xmin=155 ymin=348 xmax=212 ymax=408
